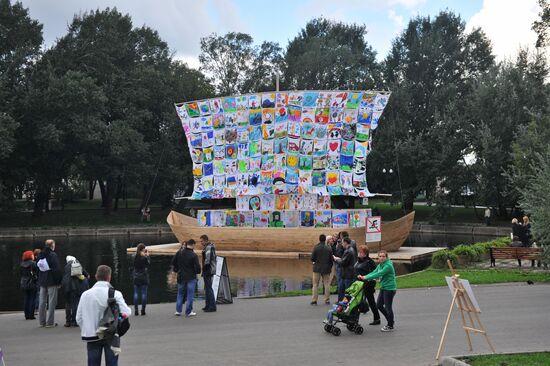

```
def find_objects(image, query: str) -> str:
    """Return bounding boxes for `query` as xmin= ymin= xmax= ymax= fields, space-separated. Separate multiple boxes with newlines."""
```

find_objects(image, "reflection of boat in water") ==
xmin=167 ymin=210 xmax=415 ymax=253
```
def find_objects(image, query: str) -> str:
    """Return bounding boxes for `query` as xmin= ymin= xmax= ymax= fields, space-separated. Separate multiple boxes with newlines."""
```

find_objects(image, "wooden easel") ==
xmin=435 ymin=260 xmax=496 ymax=360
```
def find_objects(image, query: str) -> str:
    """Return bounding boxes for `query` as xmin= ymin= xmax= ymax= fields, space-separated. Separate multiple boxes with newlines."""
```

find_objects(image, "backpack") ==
xmin=20 ymin=265 xmax=37 ymax=290
xmin=37 ymin=258 xmax=50 ymax=272
xmin=70 ymin=260 xmax=83 ymax=277
xmin=101 ymin=287 xmax=130 ymax=338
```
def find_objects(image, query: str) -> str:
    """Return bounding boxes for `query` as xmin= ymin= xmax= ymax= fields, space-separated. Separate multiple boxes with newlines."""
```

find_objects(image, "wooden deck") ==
xmin=127 ymin=243 xmax=442 ymax=264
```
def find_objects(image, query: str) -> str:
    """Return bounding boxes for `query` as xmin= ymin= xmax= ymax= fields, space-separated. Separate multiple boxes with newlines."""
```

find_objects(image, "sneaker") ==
xmin=323 ymin=319 xmax=329 ymax=324
xmin=141 ymin=310 xmax=146 ymax=316
xmin=174 ymin=312 xmax=182 ymax=316
xmin=310 ymin=301 xmax=317 ymax=305
xmin=64 ymin=323 xmax=71 ymax=328
xmin=203 ymin=308 xmax=216 ymax=312
xmin=45 ymin=323 xmax=58 ymax=328
xmin=380 ymin=325 xmax=394 ymax=332
xmin=324 ymin=300 xmax=331 ymax=305
xmin=186 ymin=312 xmax=197 ymax=317
xmin=369 ymin=320 xmax=381 ymax=325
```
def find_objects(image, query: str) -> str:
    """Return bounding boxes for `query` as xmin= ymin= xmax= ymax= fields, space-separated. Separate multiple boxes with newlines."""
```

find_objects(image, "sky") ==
xmin=19 ymin=0 xmax=546 ymax=69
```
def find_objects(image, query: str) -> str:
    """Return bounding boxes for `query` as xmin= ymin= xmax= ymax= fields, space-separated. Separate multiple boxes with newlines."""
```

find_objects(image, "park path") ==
xmin=0 ymin=283 xmax=549 ymax=366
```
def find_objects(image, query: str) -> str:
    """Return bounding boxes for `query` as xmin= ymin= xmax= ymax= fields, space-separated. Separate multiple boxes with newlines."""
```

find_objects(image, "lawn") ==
xmin=463 ymin=352 xmax=550 ymax=366
xmin=266 ymin=268 xmax=550 ymax=298
xmin=0 ymin=199 xmax=171 ymax=227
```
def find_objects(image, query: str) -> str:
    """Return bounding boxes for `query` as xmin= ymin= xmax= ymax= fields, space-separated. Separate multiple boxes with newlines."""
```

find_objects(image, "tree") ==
xmin=199 ymin=32 xmax=283 ymax=95
xmin=283 ymin=18 xmax=380 ymax=90
xmin=533 ymin=0 xmax=550 ymax=48
xmin=467 ymin=50 xmax=549 ymax=215
xmin=0 ymin=0 xmax=42 ymax=208
xmin=371 ymin=11 xmax=494 ymax=212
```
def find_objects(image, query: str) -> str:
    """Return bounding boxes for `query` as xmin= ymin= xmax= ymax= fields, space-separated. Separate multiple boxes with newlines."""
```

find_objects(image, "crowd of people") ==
xmin=18 ymin=235 xmax=219 ymax=365
xmin=310 ymin=232 xmax=397 ymax=332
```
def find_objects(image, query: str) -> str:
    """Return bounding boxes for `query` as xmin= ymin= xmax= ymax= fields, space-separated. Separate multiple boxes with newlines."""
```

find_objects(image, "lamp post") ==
xmin=382 ymin=168 xmax=394 ymax=195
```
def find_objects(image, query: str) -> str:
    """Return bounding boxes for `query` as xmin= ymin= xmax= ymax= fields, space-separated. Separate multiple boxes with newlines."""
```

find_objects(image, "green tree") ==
xmin=370 ymin=11 xmax=494 ymax=212
xmin=283 ymin=18 xmax=380 ymax=90
xmin=533 ymin=0 xmax=550 ymax=48
xmin=0 ymin=0 xmax=42 ymax=207
xmin=199 ymin=32 xmax=283 ymax=95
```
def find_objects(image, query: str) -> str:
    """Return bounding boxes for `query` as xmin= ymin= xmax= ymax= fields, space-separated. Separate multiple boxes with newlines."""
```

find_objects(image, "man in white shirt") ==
xmin=76 ymin=265 xmax=131 ymax=366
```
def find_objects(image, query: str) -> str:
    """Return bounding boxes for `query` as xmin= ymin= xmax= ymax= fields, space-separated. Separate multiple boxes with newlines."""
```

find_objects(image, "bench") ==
xmin=489 ymin=247 xmax=542 ymax=267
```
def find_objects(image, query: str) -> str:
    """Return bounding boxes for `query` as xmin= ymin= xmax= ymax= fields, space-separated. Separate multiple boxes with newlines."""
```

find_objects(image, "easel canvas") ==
xmin=436 ymin=261 xmax=495 ymax=360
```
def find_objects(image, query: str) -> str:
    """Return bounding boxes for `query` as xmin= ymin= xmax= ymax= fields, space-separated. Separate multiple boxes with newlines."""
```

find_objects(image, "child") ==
xmin=324 ymin=295 xmax=351 ymax=324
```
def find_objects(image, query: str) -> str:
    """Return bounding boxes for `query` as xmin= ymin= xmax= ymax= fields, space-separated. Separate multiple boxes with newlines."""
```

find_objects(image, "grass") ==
xmin=396 ymin=268 xmax=550 ymax=289
xmin=463 ymin=352 xmax=550 ymax=366
xmin=1 ymin=197 xmax=507 ymax=228
xmin=265 ymin=268 xmax=550 ymax=298
xmin=0 ymin=199 xmax=171 ymax=227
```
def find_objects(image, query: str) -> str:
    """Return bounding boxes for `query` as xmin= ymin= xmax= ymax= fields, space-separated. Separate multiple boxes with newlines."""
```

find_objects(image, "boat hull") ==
xmin=167 ymin=210 xmax=415 ymax=253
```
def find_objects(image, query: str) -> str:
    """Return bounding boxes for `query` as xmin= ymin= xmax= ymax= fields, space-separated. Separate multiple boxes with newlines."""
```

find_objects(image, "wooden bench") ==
xmin=489 ymin=247 xmax=542 ymax=267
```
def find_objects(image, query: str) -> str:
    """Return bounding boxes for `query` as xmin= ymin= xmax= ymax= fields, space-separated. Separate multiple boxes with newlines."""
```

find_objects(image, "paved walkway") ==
xmin=1 ymin=283 xmax=549 ymax=366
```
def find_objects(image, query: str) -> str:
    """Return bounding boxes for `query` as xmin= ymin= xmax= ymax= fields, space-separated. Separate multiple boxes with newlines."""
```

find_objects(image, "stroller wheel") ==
xmin=346 ymin=324 xmax=355 ymax=332
xmin=331 ymin=327 xmax=341 ymax=336
xmin=324 ymin=324 xmax=333 ymax=333
xmin=355 ymin=326 xmax=364 ymax=335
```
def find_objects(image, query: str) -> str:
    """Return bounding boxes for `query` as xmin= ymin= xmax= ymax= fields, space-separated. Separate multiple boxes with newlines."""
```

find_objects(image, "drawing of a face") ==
xmin=249 ymin=196 xmax=260 ymax=210
xmin=353 ymin=157 xmax=366 ymax=175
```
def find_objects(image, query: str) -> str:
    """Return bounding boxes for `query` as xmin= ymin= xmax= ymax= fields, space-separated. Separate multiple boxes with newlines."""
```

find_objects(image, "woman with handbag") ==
xmin=20 ymin=250 xmax=38 ymax=320
xmin=132 ymin=243 xmax=150 ymax=316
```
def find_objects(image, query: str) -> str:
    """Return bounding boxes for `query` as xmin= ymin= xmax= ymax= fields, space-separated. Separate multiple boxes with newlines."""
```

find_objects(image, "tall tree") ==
xmin=369 ymin=11 xmax=494 ymax=212
xmin=283 ymin=18 xmax=380 ymax=90
xmin=199 ymin=32 xmax=283 ymax=95
xmin=0 ymin=0 xmax=42 ymax=207
xmin=533 ymin=0 xmax=550 ymax=48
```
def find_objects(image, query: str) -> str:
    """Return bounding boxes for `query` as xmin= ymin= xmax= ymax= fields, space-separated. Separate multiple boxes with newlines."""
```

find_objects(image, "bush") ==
xmin=431 ymin=249 xmax=458 ymax=269
xmin=491 ymin=237 xmax=512 ymax=247
xmin=453 ymin=245 xmax=479 ymax=263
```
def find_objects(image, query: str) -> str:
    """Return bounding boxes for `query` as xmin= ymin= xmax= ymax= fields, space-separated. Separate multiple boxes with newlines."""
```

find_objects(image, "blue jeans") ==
xmin=203 ymin=275 xmax=216 ymax=310
xmin=87 ymin=340 xmax=118 ymax=366
xmin=133 ymin=285 xmax=148 ymax=309
xmin=176 ymin=279 xmax=197 ymax=315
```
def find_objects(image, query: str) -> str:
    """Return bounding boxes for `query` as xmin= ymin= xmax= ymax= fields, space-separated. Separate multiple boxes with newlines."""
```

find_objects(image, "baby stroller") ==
xmin=323 ymin=280 xmax=368 ymax=336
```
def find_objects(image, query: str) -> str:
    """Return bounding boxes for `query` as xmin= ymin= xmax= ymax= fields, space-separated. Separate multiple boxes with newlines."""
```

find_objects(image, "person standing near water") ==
xmin=20 ymin=250 xmax=38 ymax=320
xmin=172 ymin=239 xmax=201 ymax=317
xmin=37 ymin=239 xmax=63 ymax=328
xmin=132 ymin=243 xmax=150 ymax=316
xmin=359 ymin=250 xmax=397 ymax=332
xmin=200 ymin=235 xmax=217 ymax=312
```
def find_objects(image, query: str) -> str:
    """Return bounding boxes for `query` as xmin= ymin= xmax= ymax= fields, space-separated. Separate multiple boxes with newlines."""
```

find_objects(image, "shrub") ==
xmin=470 ymin=244 xmax=487 ymax=261
xmin=452 ymin=245 xmax=479 ymax=263
xmin=491 ymin=237 xmax=512 ymax=247
xmin=431 ymin=249 xmax=458 ymax=269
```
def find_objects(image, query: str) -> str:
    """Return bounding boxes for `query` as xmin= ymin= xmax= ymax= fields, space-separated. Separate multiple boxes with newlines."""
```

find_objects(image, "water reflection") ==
xmin=0 ymin=231 xmax=491 ymax=311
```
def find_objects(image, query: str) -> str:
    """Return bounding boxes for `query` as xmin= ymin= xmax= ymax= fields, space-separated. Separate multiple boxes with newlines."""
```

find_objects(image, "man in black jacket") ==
xmin=333 ymin=237 xmax=356 ymax=301
xmin=310 ymin=234 xmax=333 ymax=305
xmin=37 ymin=239 xmax=63 ymax=327
xmin=172 ymin=239 xmax=201 ymax=317
xmin=354 ymin=245 xmax=381 ymax=325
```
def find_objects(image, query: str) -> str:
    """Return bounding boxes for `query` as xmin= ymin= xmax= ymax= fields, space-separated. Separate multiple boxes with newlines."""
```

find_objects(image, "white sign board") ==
xmin=445 ymin=276 xmax=481 ymax=313
xmin=212 ymin=256 xmax=225 ymax=301
xmin=362 ymin=198 xmax=369 ymax=205
xmin=365 ymin=216 xmax=382 ymax=242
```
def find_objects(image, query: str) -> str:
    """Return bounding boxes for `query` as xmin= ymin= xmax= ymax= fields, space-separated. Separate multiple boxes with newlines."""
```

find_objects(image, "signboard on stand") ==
xmin=212 ymin=256 xmax=233 ymax=304
xmin=365 ymin=216 xmax=382 ymax=242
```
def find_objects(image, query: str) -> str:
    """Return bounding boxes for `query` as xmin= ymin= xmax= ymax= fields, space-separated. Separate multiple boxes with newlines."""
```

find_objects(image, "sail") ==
xmin=174 ymin=90 xmax=390 ymax=200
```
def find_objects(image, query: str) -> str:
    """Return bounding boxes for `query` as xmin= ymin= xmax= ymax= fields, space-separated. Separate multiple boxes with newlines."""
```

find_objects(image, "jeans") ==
xmin=203 ymin=275 xmax=216 ymax=310
xmin=65 ymin=290 xmax=79 ymax=324
xmin=377 ymin=289 xmax=396 ymax=327
xmin=176 ymin=279 xmax=197 ymax=315
xmin=336 ymin=266 xmax=345 ymax=301
xmin=87 ymin=340 xmax=118 ymax=366
xmin=133 ymin=285 xmax=148 ymax=310
xmin=39 ymin=286 xmax=58 ymax=326
xmin=23 ymin=288 xmax=37 ymax=319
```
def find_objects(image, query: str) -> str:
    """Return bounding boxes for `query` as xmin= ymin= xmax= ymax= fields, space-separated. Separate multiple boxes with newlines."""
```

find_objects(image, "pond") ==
xmin=0 ymin=231 xmax=494 ymax=311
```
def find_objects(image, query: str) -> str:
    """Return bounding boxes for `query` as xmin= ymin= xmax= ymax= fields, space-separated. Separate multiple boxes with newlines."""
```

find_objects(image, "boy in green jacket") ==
xmin=358 ymin=250 xmax=396 ymax=332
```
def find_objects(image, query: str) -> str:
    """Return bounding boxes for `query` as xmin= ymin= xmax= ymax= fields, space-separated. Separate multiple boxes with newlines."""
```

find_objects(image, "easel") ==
xmin=435 ymin=260 xmax=496 ymax=360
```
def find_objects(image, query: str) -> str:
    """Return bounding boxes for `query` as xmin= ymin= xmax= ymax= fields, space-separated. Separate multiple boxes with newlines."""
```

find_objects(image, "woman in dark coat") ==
xmin=20 ymin=250 xmax=38 ymax=320
xmin=133 ymin=243 xmax=151 ymax=316
xmin=354 ymin=245 xmax=381 ymax=325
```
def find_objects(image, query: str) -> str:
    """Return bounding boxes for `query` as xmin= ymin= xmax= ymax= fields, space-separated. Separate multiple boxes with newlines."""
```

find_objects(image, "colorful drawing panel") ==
xmin=175 ymin=90 xmax=390 ymax=199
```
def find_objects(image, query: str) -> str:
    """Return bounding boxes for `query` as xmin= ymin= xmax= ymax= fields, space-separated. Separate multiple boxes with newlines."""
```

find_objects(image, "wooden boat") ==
xmin=167 ymin=210 xmax=415 ymax=253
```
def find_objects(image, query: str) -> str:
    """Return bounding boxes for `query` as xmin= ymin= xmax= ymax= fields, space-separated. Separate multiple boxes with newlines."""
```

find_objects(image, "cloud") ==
xmin=388 ymin=9 xmax=404 ymax=29
xmin=388 ymin=0 xmax=427 ymax=9
xmin=466 ymin=0 xmax=546 ymax=61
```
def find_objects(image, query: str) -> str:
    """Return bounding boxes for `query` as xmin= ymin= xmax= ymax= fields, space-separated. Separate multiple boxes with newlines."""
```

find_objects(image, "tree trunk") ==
xmin=32 ymin=185 xmax=46 ymax=217
xmin=98 ymin=179 xmax=108 ymax=208
xmin=114 ymin=176 xmax=123 ymax=212
xmin=103 ymin=178 xmax=116 ymax=215
xmin=44 ymin=187 xmax=51 ymax=213
xmin=88 ymin=180 xmax=96 ymax=200
xmin=403 ymin=191 xmax=415 ymax=212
